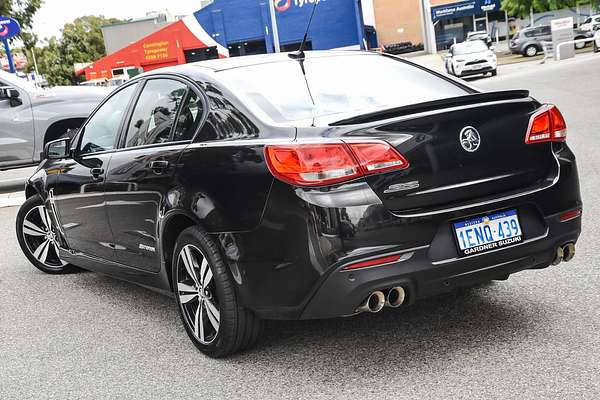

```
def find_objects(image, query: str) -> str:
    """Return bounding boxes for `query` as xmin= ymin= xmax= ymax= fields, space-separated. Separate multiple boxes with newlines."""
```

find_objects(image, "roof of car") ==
xmin=156 ymin=50 xmax=377 ymax=75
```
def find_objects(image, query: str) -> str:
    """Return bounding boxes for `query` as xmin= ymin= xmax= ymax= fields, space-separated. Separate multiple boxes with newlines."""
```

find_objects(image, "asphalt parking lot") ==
xmin=1 ymin=55 xmax=600 ymax=399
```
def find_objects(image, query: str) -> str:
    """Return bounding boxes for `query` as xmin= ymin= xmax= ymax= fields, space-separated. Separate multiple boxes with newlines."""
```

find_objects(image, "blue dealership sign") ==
xmin=0 ymin=17 xmax=21 ymax=40
xmin=431 ymin=0 xmax=501 ymax=22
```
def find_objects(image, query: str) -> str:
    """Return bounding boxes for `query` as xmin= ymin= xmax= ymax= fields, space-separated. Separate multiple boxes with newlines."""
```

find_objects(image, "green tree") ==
xmin=36 ymin=16 xmax=121 ymax=86
xmin=0 ymin=0 xmax=43 ymax=46
xmin=501 ymin=0 xmax=578 ymax=18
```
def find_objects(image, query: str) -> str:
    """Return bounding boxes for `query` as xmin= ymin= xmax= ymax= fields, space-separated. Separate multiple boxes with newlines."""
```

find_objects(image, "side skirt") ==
xmin=59 ymin=248 xmax=173 ymax=295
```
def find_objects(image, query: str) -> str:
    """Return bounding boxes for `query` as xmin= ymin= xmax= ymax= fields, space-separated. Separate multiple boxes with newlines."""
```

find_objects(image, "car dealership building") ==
xmin=373 ymin=0 xmax=504 ymax=52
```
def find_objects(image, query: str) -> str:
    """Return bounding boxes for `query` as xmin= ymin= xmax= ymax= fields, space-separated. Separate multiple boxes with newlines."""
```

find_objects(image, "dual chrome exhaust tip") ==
xmin=552 ymin=243 xmax=576 ymax=266
xmin=356 ymin=287 xmax=406 ymax=314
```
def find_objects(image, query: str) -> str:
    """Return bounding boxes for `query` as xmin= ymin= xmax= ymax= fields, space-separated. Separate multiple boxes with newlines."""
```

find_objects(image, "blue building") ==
xmin=193 ymin=0 xmax=375 ymax=57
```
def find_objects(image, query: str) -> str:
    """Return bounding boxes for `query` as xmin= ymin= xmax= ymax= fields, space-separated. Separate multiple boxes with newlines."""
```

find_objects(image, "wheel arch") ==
xmin=160 ymin=210 xmax=202 ymax=292
xmin=25 ymin=183 xmax=39 ymax=199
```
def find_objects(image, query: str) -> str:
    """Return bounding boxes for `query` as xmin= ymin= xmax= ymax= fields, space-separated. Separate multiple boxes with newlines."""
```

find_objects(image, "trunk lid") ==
xmin=330 ymin=91 xmax=558 ymax=216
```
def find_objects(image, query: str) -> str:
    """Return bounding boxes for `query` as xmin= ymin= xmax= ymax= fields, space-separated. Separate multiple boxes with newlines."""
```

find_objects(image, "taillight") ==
xmin=525 ymin=104 xmax=567 ymax=144
xmin=264 ymin=141 xmax=409 ymax=187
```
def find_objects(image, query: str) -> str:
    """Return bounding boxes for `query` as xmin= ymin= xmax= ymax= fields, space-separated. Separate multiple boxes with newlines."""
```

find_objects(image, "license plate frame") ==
xmin=452 ymin=209 xmax=523 ymax=257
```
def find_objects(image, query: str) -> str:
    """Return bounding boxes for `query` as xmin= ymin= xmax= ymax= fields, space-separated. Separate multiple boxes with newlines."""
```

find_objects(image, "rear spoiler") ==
xmin=330 ymin=90 xmax=531 ymax=126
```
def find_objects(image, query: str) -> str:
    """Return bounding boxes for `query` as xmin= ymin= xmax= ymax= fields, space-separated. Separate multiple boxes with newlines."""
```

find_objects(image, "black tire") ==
xmin=172 ymin=226 xmax=262 ymax=358
xmin=594 ymin=42 xmax=599 ymax=53
xmin=491 ymin=69 xmax=497 ymax=76
xmin=16 ymin=195 xmax=75 ymax=274
xmin=524 ymin=45 xmax=538 ymax=57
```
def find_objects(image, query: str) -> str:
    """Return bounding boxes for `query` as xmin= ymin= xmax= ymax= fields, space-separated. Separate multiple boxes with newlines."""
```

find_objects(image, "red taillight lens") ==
xmin=347 ymin=142 xmax=409 ymax=174
xmin=264 ymin=141 xmax=409 ymax=187
xmin=525 ymin=104 xmax=567 ymax=144
xmin=264 ymin=143 xmax=360 ymax=186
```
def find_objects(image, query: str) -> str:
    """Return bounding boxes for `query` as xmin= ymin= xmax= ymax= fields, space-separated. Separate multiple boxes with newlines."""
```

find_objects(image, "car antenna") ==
xmin=288 ymin=1 xmax=318 ymax=61
xmin=288 ymin=1 xmax=319 ymax=126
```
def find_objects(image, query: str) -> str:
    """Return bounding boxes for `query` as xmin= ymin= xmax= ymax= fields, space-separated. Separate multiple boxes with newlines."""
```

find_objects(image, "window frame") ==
xmin=114 ymin=74 xmax=209 ymax=152
xmin=74 ymin=80 xmax=141 ymax=157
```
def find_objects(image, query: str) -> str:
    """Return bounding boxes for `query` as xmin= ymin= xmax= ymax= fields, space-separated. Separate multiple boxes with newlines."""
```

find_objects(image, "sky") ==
xmin=32 ymin=0 xmax=199 ymax=40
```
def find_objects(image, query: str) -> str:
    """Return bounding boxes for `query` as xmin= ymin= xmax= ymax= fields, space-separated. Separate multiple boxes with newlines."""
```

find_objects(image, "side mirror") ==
xmin=44 ymin=138 xmax=71 ymax=160
xmin=0 ymin=87 xmax=22 ymax=107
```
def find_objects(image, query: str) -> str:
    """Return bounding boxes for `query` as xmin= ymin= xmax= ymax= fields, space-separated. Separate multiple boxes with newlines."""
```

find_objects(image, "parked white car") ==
xmin=445 ymin=40 xmax=497 ymax=78
xmin=581 ymin=14 xmax=600 ymax=32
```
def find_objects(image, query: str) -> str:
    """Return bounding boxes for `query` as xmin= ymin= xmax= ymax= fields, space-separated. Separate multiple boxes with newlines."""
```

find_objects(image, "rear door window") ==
xmin=124 ymin=79 xmax=187 ymax=148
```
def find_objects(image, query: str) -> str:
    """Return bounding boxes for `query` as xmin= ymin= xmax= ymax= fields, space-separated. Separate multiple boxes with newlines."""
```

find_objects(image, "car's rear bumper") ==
xmin=223 ymin=144 xmax=582 ymax=321
xmin=300 ymin=211 xmax=580 ymax=319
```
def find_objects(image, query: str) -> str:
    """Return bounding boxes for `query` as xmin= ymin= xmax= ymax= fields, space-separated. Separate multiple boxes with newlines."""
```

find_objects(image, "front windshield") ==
xmin=219 ymin=54 xmax=467 ymax=123
xmin=453 ymin=41 xmax=489 ymax=55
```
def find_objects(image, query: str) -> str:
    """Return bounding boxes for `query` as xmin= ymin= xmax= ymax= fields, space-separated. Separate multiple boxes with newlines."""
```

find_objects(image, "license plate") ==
xmin=453 ymin=210 xmax=523 ymax=256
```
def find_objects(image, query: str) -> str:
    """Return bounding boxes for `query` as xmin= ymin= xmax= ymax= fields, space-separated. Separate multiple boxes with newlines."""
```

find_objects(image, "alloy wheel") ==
xmin=22 ymin=205 xmax=66 ymax=268
xmin=176 ymin=245 xmax=220 ymax=345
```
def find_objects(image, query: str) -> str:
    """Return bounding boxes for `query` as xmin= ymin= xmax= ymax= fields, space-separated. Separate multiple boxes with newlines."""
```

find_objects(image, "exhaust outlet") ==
xmin=385 ymin=287 xmax=406 ymax=308
xmin=551 ymin=246 xmax=564 ymax=266
xmin=562 ymin=243 xmax=576 ymax=262
xmin=356 ymin=291 xmax=385 ymax=314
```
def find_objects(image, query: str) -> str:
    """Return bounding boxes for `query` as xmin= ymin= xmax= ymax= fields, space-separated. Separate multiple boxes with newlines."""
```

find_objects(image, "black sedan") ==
xmin=16 ymin=51 xmax=582 ymax=357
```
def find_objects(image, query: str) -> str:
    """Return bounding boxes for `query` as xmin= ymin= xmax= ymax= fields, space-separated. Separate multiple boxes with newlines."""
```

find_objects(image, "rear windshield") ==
xmin=219 ymin=54 xmax=467 ymax=123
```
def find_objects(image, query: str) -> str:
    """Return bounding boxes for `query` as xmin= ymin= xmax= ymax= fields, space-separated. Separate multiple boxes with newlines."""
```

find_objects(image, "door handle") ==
xmin=90 ymin=168 xmax=104 ymax=179
xmin=149 ymin=160 xmax=169 ymax=173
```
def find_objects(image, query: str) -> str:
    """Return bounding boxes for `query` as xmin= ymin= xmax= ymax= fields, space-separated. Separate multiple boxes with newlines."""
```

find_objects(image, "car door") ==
xmin=105 ymin=77 xmax=206 ymax=272
xmin=52 ymin=82 xmax=139 ymax=260
xmin=0 ymin=79 xmax=34 ymax=168
xmin=538 ymin=26 xmax=552 ymax=43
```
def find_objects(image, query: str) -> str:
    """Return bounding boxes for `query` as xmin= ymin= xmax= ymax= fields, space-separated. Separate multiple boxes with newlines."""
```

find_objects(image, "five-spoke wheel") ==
xmin=177 ymin=245 xmax=220 ymax=344
xmin=172 ymin=226 xmax=262 ymax=357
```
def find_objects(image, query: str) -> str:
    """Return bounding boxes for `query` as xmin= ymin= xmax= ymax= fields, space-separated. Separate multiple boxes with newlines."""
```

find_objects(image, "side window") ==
xmin=79 ymin=83 xmax=138 ymax=155
xmin=540 ymin=26 xmax=551 ymax=35
xmin=124 ymin=79 xmax=187 ymax=148
xmin=173 ymin=91 xmax=204 ymax=142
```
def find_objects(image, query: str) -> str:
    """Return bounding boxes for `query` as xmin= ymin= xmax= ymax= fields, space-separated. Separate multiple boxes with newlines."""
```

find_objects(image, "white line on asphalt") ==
xmin=0 ymin=193 xmax=25 ymax=208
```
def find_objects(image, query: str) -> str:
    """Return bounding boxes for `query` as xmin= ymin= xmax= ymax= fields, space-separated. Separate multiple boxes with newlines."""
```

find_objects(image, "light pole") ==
xmin=268 ymin=0 xmax=281 ymax=53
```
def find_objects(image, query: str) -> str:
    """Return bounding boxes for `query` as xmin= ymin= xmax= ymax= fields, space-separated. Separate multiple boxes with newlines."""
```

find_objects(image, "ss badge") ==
xmin=384 ymin=181 xmax=420 ymax=194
